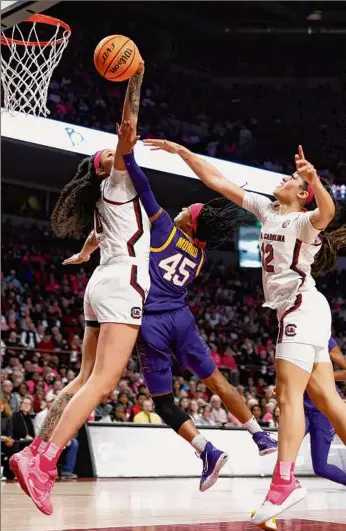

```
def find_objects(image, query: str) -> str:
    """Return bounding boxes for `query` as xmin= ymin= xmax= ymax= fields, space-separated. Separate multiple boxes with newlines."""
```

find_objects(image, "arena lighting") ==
xmin=1 ymin=110 xmax=284 ymax=195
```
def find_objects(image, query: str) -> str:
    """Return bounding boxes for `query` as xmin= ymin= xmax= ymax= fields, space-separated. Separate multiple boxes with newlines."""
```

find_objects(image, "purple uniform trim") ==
xmin=328 ymin=337 xmax=338 ymax=351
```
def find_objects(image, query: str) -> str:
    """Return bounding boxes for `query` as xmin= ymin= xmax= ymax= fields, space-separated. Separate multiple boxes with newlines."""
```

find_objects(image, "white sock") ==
xmin=243 ymin=416 xmax=262 ymax=435
xmin=277 ymin=461 xmax=292 ymax=480
xmin=38 ymin=441 xmax=47 ymax=454
xmin=191 ymin=434 xmax=207 ymax=454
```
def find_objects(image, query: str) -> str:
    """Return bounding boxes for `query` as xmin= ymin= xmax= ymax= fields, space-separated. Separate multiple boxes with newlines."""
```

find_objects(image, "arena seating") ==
xmin=1 ymin=222 xmax=345 ymax=433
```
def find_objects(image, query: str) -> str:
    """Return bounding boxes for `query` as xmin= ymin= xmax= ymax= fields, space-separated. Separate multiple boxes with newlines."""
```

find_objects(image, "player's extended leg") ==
xmin=15 ymin=322 xmax=138 ymax=515
xmin=307 ymin=361 xmax=346 ymax=444
xmin=202 ymin=369 xmax=277 ymax=455
xmin=137 ymin=313 xmax=228 ymax=492
xmin=39 ymin=325 xmax=99 ymax=442
xmin=152 ymin=392 xmax=228 ymax=492
xmin=10 ymin=325 xmax=99 ymax=496
xmin=175 ymin=307 xmax=277 ymax=455
xmin=309 ymin=409 xmax=346 ymax=486
xmin=253 ymin=345 xmax=314 ymax=525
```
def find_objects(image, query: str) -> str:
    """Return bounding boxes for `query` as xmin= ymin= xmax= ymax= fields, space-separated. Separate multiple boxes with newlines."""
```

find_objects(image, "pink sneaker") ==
xmin=16 ymin=454 xmax=57 ymax=515
xmin=251 ymin=476 xmax=307 ymax=524
xmin=9 ymin=446 xmax=35 ymax=496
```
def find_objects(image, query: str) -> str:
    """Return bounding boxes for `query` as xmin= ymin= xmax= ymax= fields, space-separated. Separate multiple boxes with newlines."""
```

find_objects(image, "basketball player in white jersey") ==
xmin=144 ymin=139 xmax=346 ymax=523
xmin=10 ymin=63 xmax=151 ymax=515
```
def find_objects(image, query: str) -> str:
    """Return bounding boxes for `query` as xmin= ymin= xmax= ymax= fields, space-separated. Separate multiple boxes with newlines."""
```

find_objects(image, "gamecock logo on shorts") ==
xmin=131 ymin=307 xmax=142 ymax=319
xmin=285 ymin=324 xmax=297 ymax=337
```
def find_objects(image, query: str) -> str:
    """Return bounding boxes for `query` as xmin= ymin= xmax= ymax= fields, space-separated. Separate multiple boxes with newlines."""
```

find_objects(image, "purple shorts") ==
xmin=305 ymin=408 xmax=335 ymax=443
xmin=136 ymin=306 xmax=216 ymax=395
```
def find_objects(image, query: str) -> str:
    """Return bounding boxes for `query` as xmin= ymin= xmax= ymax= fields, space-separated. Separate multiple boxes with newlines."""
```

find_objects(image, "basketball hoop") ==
xmin=1 ymin=14 xmax=71 ymax=117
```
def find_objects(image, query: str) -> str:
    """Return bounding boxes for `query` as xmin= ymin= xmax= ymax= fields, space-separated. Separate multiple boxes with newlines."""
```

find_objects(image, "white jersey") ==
xmin=94 ymin=168 xmax=150 ymax=265
xmin=243 ymin=192 xmax=322 ymax=315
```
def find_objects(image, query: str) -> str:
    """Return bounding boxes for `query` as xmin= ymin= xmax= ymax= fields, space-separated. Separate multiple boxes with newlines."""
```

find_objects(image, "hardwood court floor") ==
xmin=1 ymin=477 xmax=345 ymax=531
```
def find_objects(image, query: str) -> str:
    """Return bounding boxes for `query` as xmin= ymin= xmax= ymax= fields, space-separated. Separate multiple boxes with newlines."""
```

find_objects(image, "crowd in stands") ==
xmin=1 ymin=222 xmax=346 ymax=463
xmin=37 ymin=9 xmax=346 ymax=184
xmin=46 ymin=62 xmax=345 ymax=184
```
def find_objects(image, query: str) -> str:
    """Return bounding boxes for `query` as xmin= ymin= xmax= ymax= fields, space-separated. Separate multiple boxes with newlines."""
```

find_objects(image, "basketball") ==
xmin=93 ymin=35 xmax=141 ymax=82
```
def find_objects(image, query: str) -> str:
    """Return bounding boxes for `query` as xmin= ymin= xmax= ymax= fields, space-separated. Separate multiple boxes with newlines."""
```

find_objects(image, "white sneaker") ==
xmin=252 ymin=477 xmax=306 ymax=524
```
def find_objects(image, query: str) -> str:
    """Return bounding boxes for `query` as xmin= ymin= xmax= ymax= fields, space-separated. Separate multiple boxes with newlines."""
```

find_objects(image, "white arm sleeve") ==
xmin=295 ymin=212 xmax=321 ymax=244
xmin=242 ymin=192 xmax=272 ymax=223
xmin=109 ymin=168 xmax=129 ymax=185
xmin=102 ymin=168 xmax=136 ymax=202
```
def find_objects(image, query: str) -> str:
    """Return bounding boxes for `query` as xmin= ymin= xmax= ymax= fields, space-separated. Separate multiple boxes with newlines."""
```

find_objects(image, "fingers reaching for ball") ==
xmin=143 ymin=139 xmax=181 ymax=154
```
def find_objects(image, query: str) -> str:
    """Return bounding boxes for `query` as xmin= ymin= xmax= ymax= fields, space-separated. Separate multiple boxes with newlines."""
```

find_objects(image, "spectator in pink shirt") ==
xmin=27 ymin=372 xmax=42 ymax=394
xmin=221 ymin=347 xmax=238 ymax=371
xmin=263 ymin=401 xmax=276 ymax=423
xmin=210 ymin=343 xmax=222 ymax=367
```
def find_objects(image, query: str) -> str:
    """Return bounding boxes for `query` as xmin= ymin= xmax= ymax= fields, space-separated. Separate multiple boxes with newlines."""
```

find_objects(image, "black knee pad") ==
xmin=153 ymin=393 xmax=191 ymax=433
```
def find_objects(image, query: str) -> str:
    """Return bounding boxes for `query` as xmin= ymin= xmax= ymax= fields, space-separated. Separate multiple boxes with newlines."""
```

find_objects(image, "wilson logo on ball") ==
xmin=109 ymin=48 xmax=133 ymax=73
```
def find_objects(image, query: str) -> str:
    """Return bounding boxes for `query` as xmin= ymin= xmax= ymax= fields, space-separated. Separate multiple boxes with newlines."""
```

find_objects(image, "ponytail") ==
xmin=195 ymin=197 xmax=249 ymax=249
xmin=51 ymin=156 xmax=101 ymax=238
xmin=302 ymin=178 xmax=346 ymax=276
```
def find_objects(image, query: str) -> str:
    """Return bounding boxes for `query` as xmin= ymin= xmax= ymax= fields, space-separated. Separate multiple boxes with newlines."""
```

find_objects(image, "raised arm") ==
xmin=295 ymin=145 xmax=335 ymax=230
xmin=114 ymin=62 xmax=145 ymax=171
xmin=117 ymin=121 xmax=162 ymax=222
xmin=143 ymin=139 xmax=245 ymax=207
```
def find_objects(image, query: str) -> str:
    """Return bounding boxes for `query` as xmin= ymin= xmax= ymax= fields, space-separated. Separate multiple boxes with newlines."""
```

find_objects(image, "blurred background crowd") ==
xmin=2 ymin=0 xmax=346 ymax=481
xmin=1 ymin=222 xmax=345 ymax=463
xmin=31 ymin=3 xmax=346 ymax=184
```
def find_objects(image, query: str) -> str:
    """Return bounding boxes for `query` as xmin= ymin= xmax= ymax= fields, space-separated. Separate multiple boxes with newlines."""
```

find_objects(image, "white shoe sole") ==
xmin=251 ymin=486 xmax=307 ymax=524
xmin=200 ymin=453 xmax=228 ymax=492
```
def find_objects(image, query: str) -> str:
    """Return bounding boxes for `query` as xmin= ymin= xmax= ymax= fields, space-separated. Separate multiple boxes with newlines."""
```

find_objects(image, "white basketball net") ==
xmin=1 ymin=20 xmax=70 ymax=117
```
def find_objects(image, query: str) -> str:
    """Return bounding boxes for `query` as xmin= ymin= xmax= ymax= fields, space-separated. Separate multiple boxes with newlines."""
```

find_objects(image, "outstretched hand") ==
xmin=136 ymin=59 xmax=145 ymax=75
xmin=62 ymin=253 xmax=90 ymax=266
xmin=294 ymin=144 xmax=306 ymax=170
xmin=143 ymin=139 xmax=181 ymax=154
xmin=294 ymin=144 xmax=318 ymax=184
xmin=116 ymin=120 xmax=140 ymax=155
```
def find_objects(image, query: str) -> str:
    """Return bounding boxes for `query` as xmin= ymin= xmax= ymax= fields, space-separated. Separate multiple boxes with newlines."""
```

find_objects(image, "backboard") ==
xmin=1 ymin=0 xmax=61 ymax=30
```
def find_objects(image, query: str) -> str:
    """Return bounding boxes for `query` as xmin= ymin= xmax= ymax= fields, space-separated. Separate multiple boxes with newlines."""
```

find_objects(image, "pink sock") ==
xmin=273 ymin=461 xmax=294 ymax=483
xmin=39 ymin=441 xmax=63 ymax=472
xmin=30 ymin=436 xmax=45 ymax=456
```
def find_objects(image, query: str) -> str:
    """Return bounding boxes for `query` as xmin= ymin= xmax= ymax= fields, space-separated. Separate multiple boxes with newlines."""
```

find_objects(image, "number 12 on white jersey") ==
xmin=158 ymin=253 xmax=196 ymax=286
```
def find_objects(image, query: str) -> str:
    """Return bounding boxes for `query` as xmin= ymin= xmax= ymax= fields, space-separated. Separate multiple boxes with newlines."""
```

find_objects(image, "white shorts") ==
xmin=276 ymin=342 xmax=331 ymax=374
xmin=84 ymin=259 xmax=150 ymax=326
xmin=277 ymin=290 xmax=331 ymax=349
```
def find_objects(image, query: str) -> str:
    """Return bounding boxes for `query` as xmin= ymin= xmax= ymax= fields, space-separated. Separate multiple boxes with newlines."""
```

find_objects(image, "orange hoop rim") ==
xmin=0 ymin=13 xmax=71 ymax=47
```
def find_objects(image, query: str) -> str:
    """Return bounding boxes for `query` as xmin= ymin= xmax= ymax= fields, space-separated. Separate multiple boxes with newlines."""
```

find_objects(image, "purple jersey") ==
xmin=144 ymin=210 xmax=205 ymax=313
xmin=304 ymin=337 xmax=338 ymax=410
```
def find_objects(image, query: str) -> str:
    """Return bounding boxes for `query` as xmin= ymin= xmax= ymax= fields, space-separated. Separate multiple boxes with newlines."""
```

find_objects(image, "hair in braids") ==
xmin=51 ymin=156 xmax=101 ymax=238
xmin=195 ymin=197 xmax=249 ymax=249
xmin=300 ymin=178 xmax=346 ymax=276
